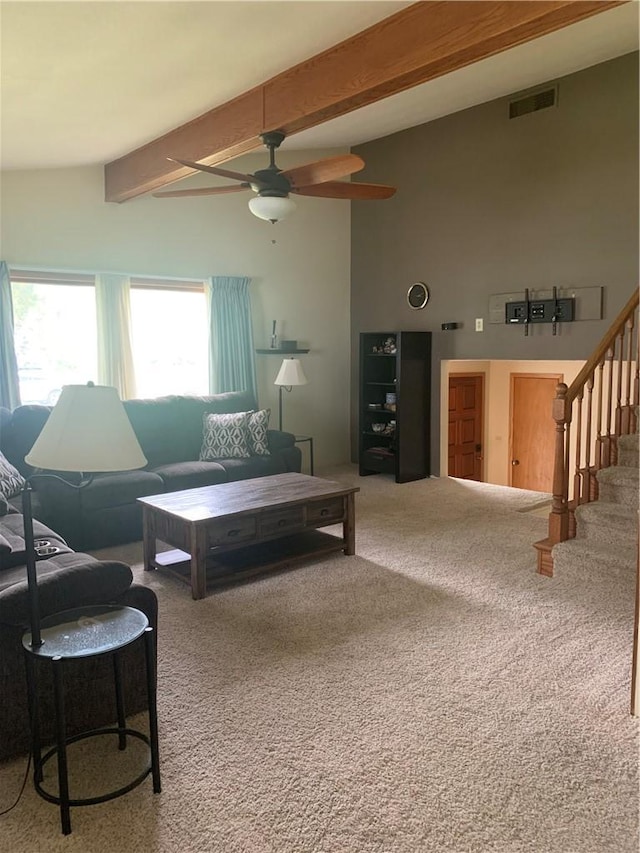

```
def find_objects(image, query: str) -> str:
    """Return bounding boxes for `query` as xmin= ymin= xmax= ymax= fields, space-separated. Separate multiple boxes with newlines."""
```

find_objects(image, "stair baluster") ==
xmin=534 ymin=287 xmax=639 ymax=577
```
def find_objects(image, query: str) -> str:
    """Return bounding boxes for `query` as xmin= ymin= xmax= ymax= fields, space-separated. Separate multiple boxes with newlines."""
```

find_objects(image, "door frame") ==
xmin=447 ymin=372 xmax=485 ymax=481
xmin=508 ymin=372 xmax=562 ymax=488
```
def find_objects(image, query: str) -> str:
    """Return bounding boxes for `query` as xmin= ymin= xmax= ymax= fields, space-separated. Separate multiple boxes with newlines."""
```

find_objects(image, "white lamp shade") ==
xmin=274 ymin=358 xmax=308 ymax=387
xmin=25 ymin=384 xmax=147 ymax=472
xmin=248 ymin=195 xmax=296 ymax=223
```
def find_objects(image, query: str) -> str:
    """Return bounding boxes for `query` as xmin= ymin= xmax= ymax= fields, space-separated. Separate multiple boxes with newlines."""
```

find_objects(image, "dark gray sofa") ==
xmin=0 ymin=501 xmax=157 ymax=761
xmin=0 ymin=391 xmax=301 ymax=550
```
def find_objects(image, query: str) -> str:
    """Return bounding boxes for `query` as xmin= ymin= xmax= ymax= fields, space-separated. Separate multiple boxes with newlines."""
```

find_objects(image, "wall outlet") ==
xmin=475 ymin=318 xmax=484 ymax=332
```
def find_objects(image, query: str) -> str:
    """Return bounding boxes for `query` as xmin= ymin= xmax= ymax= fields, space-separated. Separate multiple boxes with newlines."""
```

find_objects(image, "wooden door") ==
xmin=448 ymin=374 xmax=484 ymax=480
xmin=509 ymin=373 xmax=561 ymax=491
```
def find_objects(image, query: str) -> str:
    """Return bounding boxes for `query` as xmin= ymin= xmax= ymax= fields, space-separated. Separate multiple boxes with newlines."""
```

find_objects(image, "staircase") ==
xmin=534 ymin=288 xmax=639 ymax=577
xmin=552 ymin=424 xmax=638 ymax=578
xmin=530 ymin=289 xmax=639 ymax=717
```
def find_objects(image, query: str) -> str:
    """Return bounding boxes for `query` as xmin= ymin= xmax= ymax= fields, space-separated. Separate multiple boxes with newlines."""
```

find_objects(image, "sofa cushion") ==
xmin=123 ymin=396 xmax=194 ymax=467
xmin=247 ymin=409 xmax=271 ymax=456
xmin=0 ymin=558 xmax=133 ymax=625
xmin=0 ymin=451 xmax=26 ymax=500
xmin=0 ymin=514 xmax=72 ymax=570
xmin=123 ymin=392 xmax=259 ymax=467
xmin=79 ymin=470 xmax=164 ymax=513
xmin=215 ymin=454 xmax=289 ymax=480
xmin=0 ymin=550 xmax=95 ymax=592
xmin=200 ymin=412 xmax=252 ymax=460
xmin=151 ymin=461 xmax=228 ymax=492
xmin=0 ymin=404 xmax=52 ymax=476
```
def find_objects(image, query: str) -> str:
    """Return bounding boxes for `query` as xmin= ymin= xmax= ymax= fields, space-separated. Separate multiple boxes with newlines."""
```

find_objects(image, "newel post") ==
xmin=548 ymin=382 xmax=570 ymax=546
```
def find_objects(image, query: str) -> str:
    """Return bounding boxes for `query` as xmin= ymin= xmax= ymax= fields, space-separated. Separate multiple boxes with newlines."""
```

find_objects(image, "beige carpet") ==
xmin=0 ymin=467 xmax=637 ymax=853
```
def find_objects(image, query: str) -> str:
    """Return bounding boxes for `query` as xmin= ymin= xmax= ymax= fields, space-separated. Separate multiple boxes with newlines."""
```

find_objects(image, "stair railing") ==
xmin=535 ymin=288 xmax=639 ymax=576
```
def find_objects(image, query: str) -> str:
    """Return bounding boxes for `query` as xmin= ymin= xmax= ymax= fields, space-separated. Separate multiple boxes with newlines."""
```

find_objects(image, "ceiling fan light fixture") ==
xmin=248 ymin=194 xmax=296 ymax=224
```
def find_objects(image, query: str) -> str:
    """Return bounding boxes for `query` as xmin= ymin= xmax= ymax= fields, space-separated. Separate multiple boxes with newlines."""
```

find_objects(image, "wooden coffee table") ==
xmin=138 ymin=473 xmax=359 ymax=599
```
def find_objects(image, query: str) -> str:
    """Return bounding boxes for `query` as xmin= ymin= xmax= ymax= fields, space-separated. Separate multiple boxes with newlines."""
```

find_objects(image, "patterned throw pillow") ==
xmin=200 ymin=412 xmax=251 ymax=460
xmin=247 ymin=409 xmax=271 ymax=456
xmin=0 ymin=451 xmax=25 ymax=500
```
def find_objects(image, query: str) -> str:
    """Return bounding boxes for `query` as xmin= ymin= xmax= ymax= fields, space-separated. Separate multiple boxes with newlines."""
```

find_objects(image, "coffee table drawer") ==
xmin=307 ymin=497 xmax=345 ymax=525
xmin=209 ymin=516 xmax=257 ymax=547
xmin=260 ymin=506 xmax=305 ymax=536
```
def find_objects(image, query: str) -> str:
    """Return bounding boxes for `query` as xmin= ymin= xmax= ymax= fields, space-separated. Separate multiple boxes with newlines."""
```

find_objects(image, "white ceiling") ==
xmin=1 ymin=1 xmax=638 ymax=172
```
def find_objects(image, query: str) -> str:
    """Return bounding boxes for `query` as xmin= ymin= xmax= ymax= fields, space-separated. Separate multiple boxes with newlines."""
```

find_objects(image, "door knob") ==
xmin=511 ymin=459 xmax=520 ymax=466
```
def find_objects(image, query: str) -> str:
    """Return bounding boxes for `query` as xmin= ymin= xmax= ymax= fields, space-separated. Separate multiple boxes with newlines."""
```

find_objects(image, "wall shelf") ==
xmin=256 ymin=349 xmax=310 ymax=355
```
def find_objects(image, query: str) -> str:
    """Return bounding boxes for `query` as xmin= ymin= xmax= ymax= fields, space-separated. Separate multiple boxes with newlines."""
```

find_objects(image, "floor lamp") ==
xmin=19 ymin=383 xmax=161 ymax=836
xmin=274 ymin=358 xmax=308 ymax=432
xmin=22 ymin=383 xmax=147 ymax=648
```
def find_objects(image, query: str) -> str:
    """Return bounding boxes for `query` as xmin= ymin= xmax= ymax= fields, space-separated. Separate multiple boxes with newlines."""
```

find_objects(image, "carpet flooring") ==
xmin=0 ymin=467 xmax=637 ymax=853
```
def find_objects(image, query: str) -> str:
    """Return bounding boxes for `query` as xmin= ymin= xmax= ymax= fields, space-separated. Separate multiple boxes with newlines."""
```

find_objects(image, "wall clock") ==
xmin=407 ymin=282 xmax=429 ymax=309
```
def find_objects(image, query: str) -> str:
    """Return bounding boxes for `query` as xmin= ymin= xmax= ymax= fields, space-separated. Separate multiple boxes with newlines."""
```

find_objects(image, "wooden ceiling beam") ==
xmin=104 ymin=0 xmax=624 ymax=203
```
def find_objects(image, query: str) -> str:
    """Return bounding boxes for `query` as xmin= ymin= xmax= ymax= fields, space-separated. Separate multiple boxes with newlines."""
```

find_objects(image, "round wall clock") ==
xmin=407 ymin=282 xmax=429 ymax=309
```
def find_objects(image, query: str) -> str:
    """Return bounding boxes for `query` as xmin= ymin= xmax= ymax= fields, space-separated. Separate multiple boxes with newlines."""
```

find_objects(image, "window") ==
xmin=129 ymin=286 xmax=209 ymax=397
xmin=10 ymin=271 xmax=209 ymax=402
xmin=11 ymin=277 xmax=97 ymax=404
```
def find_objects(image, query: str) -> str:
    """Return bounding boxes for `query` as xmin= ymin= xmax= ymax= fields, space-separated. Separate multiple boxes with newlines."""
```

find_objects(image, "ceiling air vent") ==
xmin=509 ymin=85 xmax=557 ymax=119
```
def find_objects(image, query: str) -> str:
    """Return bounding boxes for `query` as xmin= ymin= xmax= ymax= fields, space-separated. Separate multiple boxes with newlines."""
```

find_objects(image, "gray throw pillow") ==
xmin=0 ymin=451 xmax=25 ymax=500
xmin=200 ymin=412 xmax=251 ymax=460
xmin=247 ymin=409 xmax=271 ymax=456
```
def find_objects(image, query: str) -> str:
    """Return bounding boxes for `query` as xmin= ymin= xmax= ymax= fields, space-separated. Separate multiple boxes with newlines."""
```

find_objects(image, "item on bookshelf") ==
xmin=367 ymin=403 xmax=382 ymax=410
xmin=383 ymin=337 xmax=397 ymax=354
xmin=371 ymin=423 xmax=386 ymax=433
xmin=385 ymin=392 xmax=396 ymax=412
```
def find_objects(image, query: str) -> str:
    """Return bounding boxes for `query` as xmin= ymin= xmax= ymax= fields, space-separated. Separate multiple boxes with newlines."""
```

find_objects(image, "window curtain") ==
xmin=205 ymin=276 xmax=257 ymax=403
xmin=0 ymin=262 xmax=21 ymax=409
xmin=95 ymin=273 xmax=137 ymax=399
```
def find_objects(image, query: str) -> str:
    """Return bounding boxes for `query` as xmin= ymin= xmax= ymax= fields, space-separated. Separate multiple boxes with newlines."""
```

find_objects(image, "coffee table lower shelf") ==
xmin=152 ymin=529 xmax=348 ymax=591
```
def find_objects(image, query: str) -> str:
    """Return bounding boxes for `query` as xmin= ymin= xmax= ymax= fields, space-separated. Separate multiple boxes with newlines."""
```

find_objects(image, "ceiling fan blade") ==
xmin=292 ymin=181 xmax=396 ymax=200
xmin=168 ymin=157 xmax=255 ymax=184
xmin=283 ymin=154 xmax=365 ymax=189
xmin=153 ymin=184 xmax=250 ymax=198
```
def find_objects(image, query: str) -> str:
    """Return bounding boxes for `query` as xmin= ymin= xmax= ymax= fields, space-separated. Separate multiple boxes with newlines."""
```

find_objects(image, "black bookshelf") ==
xmin=359 ymin=331 xmax=431 ymax=482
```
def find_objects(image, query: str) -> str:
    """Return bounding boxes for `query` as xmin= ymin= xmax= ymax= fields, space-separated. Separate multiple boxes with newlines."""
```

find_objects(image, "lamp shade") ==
xmin=274 ymin=358 xmax=308 ymax=388
xmin=25 ymin=384 xmax=147 ymax=472
xmin=248 ymin=195 xmax=296 ymax=224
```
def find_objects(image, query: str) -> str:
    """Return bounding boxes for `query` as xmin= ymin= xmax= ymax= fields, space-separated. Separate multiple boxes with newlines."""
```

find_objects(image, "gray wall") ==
xmin=351 ymin=52 xmax=639 ymax=473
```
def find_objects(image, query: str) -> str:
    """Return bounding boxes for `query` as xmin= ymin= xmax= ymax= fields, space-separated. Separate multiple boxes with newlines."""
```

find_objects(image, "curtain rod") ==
xmin=8 ymin=263 xmax=206 ymax=283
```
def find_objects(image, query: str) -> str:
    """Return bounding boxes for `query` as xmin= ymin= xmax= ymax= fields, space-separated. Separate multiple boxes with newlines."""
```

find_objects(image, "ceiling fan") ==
xmin=153 ymin=131 xmax=396 ymax=223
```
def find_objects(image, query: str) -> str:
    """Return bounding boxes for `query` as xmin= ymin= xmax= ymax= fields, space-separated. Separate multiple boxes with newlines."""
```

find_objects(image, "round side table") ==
xmin=22 ymin=604 xmax=161 ymax=835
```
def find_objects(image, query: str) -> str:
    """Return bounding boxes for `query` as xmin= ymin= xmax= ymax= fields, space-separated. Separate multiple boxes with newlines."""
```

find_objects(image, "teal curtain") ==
xmin=0 ymin=262 xmax=21 ymax=409
xmin=205 ymin=276 xmax=257 ymax=403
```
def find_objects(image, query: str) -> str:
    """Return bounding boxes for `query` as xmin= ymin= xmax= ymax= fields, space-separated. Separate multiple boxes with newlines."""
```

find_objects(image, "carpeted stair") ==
xmin=553 ymin=425 xmax=639 ymax=577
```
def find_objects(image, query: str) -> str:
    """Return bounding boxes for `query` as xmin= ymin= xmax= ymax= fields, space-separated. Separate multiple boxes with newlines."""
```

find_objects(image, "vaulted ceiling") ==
xmin=1 ymin=1 xmax=637 ymax=203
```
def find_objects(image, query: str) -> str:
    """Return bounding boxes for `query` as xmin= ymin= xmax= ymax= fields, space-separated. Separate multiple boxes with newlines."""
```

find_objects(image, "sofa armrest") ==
xmin=267 ymin=429 xmax=297 ymax=453
xmin=0 ymin=560 xmax=133 ymax=627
